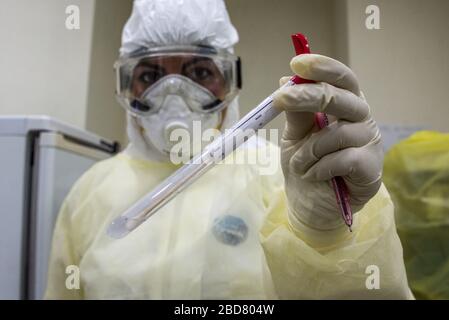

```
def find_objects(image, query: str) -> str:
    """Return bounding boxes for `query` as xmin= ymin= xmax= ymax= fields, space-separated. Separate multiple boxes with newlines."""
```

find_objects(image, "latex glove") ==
xmin=273 ymin=54 xmax=383 ymax=232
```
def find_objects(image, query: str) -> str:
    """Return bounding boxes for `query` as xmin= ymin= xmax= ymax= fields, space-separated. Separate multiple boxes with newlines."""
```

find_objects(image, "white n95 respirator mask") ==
xmin=134 ymin=75 xmax=223 ymax=159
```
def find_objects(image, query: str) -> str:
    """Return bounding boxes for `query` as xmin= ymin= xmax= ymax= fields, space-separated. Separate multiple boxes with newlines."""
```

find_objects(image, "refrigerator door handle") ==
xmin=39 ymin=133 xmax=112 ymax=160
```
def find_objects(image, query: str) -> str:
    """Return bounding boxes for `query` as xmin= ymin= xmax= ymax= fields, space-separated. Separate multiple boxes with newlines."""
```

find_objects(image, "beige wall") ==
xmin=226 ymin=0 xmax=336 ymax=132
xmin=0 ymin=0 xmax=132 ymax=146
xmin=338 ymin=0 xmax=449 ymax=132
xmin=85 ymin=0 xmax=133 ymax=146
xmin=0 ymin=0 xmax=95 ymax=129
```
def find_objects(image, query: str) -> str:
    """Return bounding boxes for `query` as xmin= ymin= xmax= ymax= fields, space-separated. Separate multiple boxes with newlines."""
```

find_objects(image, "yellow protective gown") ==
xmin=45 ymin=141 xmax=413 ymax=299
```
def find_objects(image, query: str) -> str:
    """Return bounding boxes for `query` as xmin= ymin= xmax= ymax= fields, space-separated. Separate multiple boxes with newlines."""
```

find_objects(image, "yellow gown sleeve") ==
xmin=260 ymin=183 xmax=414 ymax=299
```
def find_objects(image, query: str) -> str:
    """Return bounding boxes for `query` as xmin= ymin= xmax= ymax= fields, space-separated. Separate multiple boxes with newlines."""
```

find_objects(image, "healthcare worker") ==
xmin=45 ymin=0 xmax=413 ymax=299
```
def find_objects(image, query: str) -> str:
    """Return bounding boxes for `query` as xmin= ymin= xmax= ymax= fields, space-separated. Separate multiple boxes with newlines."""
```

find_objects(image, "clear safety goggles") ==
xmin=114 ymin=45 xmax=242 ymax=116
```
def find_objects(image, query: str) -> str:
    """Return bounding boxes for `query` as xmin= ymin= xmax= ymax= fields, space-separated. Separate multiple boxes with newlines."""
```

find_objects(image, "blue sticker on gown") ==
xmin=212 ymin=215 xmax=248 ymax=246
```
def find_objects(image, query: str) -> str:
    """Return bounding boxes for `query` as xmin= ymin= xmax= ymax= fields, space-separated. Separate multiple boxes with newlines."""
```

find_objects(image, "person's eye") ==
xmin=139 ymin=70 xmax=163 ymax=84
xmin=190 ymin=67 xmax=213 ymax=81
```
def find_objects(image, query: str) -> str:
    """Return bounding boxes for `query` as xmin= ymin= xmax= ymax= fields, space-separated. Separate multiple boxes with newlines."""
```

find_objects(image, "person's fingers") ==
xmin=289 ymin=119 xmax=380 ymax=174
xmin=273 ymin=82 xmax=370 ymax=123
xmin=275 ymin=55 xmax=367 ymax=142
xmin=282 ymin=112 xmax=316 ymax=142
xmin=299 ymin=143 xmax=383 ymax=187
xmin=279 ymin=76 xmax=291 ymax=87
xmin=290 ymin=54 xmax=361 ymax=96
xmin=300 ymin=143 xmax=383 ymax=207
xmin=277 ymin=76 xmax=316 ymax=141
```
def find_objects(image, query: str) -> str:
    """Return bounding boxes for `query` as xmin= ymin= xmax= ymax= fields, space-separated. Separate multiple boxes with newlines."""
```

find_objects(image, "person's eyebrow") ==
xmin=181 ymin=57 xmax=214 ymax=73
xmin=136 ymin=61 xmax=166 ymax=73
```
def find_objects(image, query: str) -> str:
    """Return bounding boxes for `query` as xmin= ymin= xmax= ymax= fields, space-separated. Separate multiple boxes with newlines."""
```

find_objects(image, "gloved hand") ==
xmin=273 ymin=54 xmax=383 ymax=232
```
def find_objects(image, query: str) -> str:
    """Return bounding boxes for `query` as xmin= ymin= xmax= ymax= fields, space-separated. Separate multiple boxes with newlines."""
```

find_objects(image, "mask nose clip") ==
xmin=164 ymin=76 xmax=183 ymax=95
xmin=139 ymin=74 xmax=223 ymax=115
xmin=161 ymin=94 xmax=191 ymax=115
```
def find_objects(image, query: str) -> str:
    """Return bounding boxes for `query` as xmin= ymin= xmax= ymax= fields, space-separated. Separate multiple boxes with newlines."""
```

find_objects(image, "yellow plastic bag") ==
xmin=383 ymin=131 xmax=449 ymax=299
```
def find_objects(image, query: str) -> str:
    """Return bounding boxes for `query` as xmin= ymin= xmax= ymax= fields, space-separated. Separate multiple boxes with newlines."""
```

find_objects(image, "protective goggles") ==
xmin=114 ymin=45 xmax=242 ymax=116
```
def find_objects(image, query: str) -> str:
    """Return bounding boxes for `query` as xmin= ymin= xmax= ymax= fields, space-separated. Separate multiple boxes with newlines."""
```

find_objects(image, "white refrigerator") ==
xmin=0 ymin=116 xmax=119 ymax=300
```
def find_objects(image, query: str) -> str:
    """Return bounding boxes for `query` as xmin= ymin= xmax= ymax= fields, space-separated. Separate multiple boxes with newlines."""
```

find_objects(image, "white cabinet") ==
xmin=0 ymin=116 xmax=119 ymax=299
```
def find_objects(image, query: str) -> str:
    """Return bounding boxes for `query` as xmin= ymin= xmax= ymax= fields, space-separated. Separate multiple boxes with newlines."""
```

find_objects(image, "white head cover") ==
xmin=120 ymin=0 xmax=241 ymax=162
xmin=121 ymin=0 xmax=238 ymax=55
